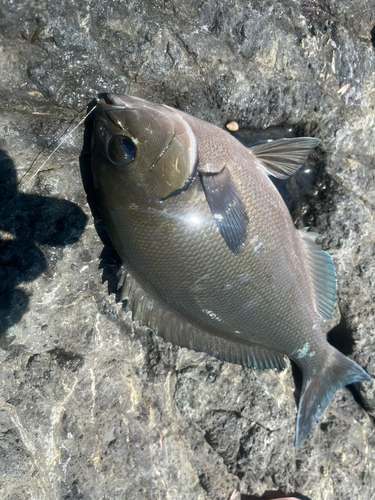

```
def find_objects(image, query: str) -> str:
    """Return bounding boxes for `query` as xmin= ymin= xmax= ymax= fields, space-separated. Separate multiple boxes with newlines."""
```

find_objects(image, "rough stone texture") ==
xmin=1 ymin=1 xmax=375 ymax=499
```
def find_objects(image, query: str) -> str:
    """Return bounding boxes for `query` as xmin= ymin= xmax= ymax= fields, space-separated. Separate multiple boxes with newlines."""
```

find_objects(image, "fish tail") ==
xmin=295 ymin=347 xmax=370 ymax=449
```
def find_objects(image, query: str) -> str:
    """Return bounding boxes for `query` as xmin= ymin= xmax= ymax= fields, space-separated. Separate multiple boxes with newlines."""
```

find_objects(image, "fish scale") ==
xmin=91 ymin=94 xmax=370 ymax=448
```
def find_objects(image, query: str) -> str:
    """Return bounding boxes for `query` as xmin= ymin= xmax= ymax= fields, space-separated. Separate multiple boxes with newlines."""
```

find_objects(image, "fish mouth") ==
xmin=97 ymin=93 xmax=128 ymax=108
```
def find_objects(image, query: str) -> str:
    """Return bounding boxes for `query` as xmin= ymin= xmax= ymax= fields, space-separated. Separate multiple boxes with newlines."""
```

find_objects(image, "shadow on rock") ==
xmin=0 ymin=149 xmax=87 ymax=344
xmin=79 ymin=98 xmax=121 ymax=298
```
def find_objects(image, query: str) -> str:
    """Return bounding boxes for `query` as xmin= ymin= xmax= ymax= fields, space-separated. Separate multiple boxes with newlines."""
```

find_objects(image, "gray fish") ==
xmin=91 ymin=94 xmax=370 ymax=448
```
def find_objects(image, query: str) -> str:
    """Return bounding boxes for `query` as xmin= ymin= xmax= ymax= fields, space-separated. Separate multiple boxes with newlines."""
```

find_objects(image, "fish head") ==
xmin=91 ymin=94 xmax=198 ymax=202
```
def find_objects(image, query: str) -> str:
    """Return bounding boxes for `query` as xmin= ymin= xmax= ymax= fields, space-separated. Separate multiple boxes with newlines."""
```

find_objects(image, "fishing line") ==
xmin=1 ymin=103 xmax=98 ymax=215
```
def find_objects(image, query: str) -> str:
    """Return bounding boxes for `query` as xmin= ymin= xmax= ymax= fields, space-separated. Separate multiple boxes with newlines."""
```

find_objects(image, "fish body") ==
xmin=91 ymin=94 xmax=370 ymax=448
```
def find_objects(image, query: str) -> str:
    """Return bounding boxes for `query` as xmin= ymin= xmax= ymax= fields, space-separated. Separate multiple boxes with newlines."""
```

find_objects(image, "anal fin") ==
xmin=118 ymin=267 xmax=285 ymax=370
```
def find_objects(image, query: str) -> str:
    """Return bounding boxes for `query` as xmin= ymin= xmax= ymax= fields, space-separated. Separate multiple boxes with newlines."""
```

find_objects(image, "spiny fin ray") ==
xmin=251 ymin=137 xmax=320 ymax=179
xmin=299 ymin=229 xmax=337 ymax=319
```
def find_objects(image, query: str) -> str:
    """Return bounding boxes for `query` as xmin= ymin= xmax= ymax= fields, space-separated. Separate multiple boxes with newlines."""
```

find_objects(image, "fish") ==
xmin=90 ymin=94 xmax=370 ymax=448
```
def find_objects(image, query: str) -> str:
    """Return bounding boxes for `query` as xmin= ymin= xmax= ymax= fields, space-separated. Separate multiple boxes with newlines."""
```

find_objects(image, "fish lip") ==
xmin=97 ymin=93 xmax=126 ymax=107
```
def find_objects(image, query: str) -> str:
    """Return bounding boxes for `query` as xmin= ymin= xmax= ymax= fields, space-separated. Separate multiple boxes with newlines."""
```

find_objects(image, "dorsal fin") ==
xmin=118 ymin=267 xmax=285 ymax=370
xmin=251 ymin=137 xmax=320 ymax=179
xmin=299 ymin=229 xmax=337 ymax=319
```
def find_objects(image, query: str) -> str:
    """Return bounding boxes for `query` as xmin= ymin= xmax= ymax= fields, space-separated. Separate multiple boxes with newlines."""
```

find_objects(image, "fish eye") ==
xmin=108 ymin=135 xmax=136 ymax=166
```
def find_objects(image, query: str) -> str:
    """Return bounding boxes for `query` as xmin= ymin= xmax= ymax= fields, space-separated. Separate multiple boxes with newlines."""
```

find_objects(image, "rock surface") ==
xmin=1 ymin=1 xmax=375 ymax=499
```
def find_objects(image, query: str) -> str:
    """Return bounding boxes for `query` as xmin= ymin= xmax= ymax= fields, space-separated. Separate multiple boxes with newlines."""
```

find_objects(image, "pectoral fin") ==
xmin=199 ymin=167 xmax=249 ymax=254
xmin=251 ymin=137 xmax=320 ymax=179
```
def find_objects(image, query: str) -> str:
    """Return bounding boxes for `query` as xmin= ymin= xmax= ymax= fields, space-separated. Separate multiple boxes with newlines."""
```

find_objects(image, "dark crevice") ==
xmin=198 ymin=472 xmax=209 ymax=493
xmin=291 ymin=361 xmax=303 ymax=405
xmin=327 ymin=313 xmax=355 ymax=355
xmin=348 ymin=383 xmax=375 ymax=425
xmin=241 ymin=491 xmax=312 ymax=500
xmin=48 ymin=347 xmax=84 ymax=372
xmin=371 ymin=26 xmax=375 ymax=48
xmin=231 ymin=123 xmax=330 ymax=218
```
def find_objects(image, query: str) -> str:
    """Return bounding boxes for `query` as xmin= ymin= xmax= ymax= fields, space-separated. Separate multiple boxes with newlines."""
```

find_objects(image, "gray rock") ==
xmin=0 ymin=1 xmax=374 ymax=499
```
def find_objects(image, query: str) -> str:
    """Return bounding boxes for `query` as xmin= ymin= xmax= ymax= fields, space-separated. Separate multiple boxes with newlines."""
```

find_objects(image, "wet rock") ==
xmin=0 ymin=1 xmax=374 ymax=499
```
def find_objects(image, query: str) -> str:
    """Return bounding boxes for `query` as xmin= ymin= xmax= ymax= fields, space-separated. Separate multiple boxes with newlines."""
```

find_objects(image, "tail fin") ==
xmin=296 ymin=347 xmax=371 ymax=449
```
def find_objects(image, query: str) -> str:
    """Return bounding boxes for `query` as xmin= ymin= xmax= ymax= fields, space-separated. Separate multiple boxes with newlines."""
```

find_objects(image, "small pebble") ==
xmin=226 ymin=121 xmax=239 ymax=131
